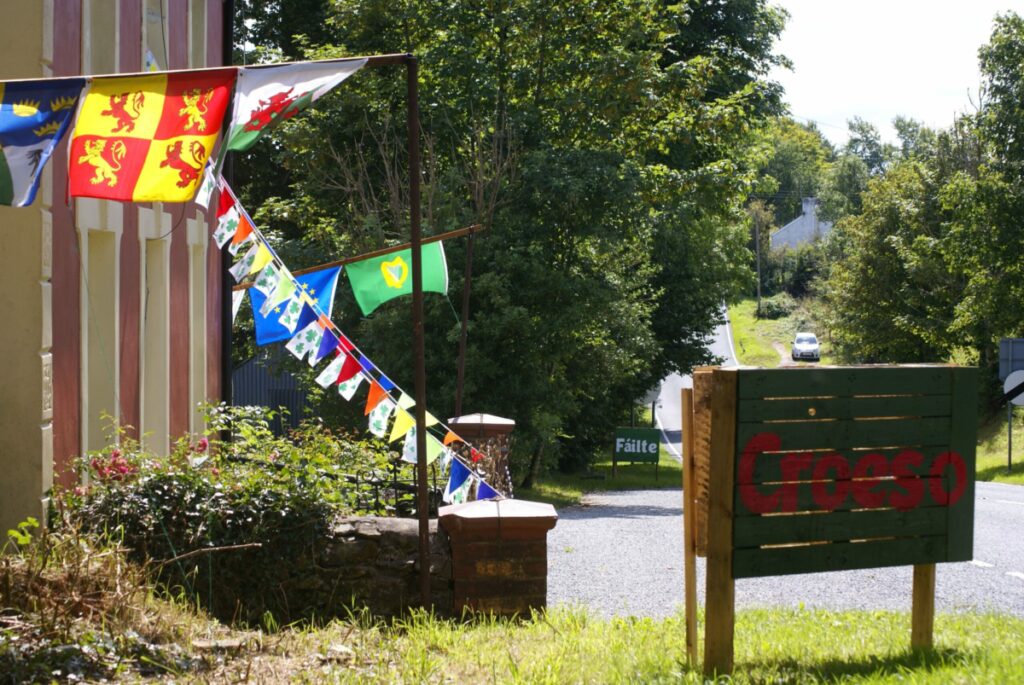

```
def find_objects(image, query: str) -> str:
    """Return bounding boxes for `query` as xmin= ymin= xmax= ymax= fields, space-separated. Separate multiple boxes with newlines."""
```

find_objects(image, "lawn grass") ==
xmin=975 ymin=408 xmax=1024 ymax=485
xmin=202 ymin=605 xmax=1024 ymax=683
xmin=518 ymin=448 xmax=681 ymax=508
xmin=729 ymin=297 xmax=834 ymax=366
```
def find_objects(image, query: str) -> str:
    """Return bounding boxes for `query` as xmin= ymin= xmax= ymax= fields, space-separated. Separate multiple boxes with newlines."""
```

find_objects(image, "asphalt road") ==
xmin=547 ymin=482 xmax=1024 ymax=618
xmin=654 ymin=307 xmax=738 ymax=460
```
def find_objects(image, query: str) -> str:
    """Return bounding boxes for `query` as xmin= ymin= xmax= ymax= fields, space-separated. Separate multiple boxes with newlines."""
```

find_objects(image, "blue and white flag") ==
xmin=443 ymin=460 xmax=473 ymax=504
xmin=249 ymin=266 xmax=341 ymax=345
xmin=0 ymin=77 xmax=85 ymax=206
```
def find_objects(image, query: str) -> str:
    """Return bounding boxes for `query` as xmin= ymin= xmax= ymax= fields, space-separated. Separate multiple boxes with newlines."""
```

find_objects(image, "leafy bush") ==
xmin=58 ymin=405 xmax=411 ymax=625
xmin=757 ymin=293 xmax=797 ymax=320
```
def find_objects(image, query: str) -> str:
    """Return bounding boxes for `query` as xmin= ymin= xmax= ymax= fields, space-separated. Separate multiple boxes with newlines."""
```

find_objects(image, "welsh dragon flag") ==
xmin=224 ymin=59 xmax=367 ymax=153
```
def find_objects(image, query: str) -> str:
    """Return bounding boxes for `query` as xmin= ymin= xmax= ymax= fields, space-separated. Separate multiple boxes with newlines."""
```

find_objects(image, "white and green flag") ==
xmin=224 ymin=59 xmax=367 ymax=153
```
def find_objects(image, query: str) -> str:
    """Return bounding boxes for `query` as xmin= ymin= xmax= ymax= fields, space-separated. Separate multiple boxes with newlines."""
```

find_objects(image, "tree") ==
xmin=230 ymin=0 xmax=786 ymax=482
xmin=844 ymin=116 xmax=895 ymax=176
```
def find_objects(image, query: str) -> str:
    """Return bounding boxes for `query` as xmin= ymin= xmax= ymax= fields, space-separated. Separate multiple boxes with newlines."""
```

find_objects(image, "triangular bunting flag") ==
xmin=397 ymin=393 xmax=415 ymax=410
xmin=253 ymin=262 xmax=282 ymax=299
xmin=443 ymin=460 xmax=472 ymax=504
xmin=337 ymin=353 xmax=361 ymax=383
xmin=389 ymin=409 xmax=415 ymax=443
xmin=229 ymin=243 xmax=260 ymax=282
xmin=338 ymin=372 xmax=365 ymax=401
xmin=364 ymin=381 xmax=387 ymax=415
xmin=401 ymin=426 xmax=417 ymax=463
xmin=228 ymin=216 xmax=255 ymax=255
xmin=476 ymin=481 xmax=500 ymax=501
xmin=310 ymin=327 xmax=338 ymax=367
xmin=192 ymin=162 xmax=218 ymax=209
xmin=249 ymin=243 xmax=273 ymax=276
xmin=315 ymin=354 xmax=345 ymax=388
xmin=276 ymin=297 xmax=305 ymax=334
xmin=426 ymin=435 xmax=444 ymax=465
xmin=443 ymin=431 xmax=462 ymax=446
xmin=231 ymin=289 xmax=245 ymax=323
xmin=284 ymin=320 xmax=322 ymax=361
xmin=213 ymin=206 xmax=239 ymax=248
xmin=368 ymin=397 xmax=396 ymax=438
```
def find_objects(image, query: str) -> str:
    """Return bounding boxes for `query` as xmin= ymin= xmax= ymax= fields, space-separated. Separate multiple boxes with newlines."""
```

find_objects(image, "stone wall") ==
xmin=311 ymin=516 xmax=453 ymax=617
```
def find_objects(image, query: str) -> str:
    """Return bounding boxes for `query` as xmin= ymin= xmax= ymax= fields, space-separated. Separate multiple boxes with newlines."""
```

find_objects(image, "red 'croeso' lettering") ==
xmin=737 ymin=432 xmax=967 ymax=514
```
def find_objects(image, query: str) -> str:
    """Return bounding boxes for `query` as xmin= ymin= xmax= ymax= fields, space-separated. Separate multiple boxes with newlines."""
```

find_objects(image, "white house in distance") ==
xmin=770 ymin=197 xmax=833 ymax=250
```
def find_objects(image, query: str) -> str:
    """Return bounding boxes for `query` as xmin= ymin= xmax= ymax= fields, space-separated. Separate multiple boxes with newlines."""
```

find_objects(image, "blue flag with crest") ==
xmin=0 ymin=77 xmax=85 ymax=206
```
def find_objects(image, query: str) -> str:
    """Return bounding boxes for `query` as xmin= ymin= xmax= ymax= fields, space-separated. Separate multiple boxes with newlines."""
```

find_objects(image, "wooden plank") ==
xmin=739 ymin=448 xmax=954 ymax=486
xmin=737 ymin=366 xmax=952 ymax=400
xmin=734 ymin=476 xmax=949 ymax=515
xmin=738 ymin=394 xmax=951 ymax=422
xmin=732 ymin=536 xmax=947 ymax=578
xmin=912 ymin=564 xmax=936 ymax=650
xmin=704 ymin=368 xmax=738 ymax=677
xmin=946 ymin=367 xmax=978 ymax=561
xmin=733 ymin=507 xmax=947 ymax=548
xmin=681 ymin=387 xmax=697 ymax=665
xmin=693 ymin=368 xmax=714 ymax=557
xmin=736 ymin=417 xmax=950 ymax=454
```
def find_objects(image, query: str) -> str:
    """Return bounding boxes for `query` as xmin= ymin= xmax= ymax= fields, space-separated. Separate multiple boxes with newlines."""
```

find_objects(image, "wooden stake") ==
xmin=682 ymin=387 xmax=698 ymax=664
xmin=911 ymin=563 xmax=936 ymax=650
xmin=704 ymin=368 xmax=737 ymax=677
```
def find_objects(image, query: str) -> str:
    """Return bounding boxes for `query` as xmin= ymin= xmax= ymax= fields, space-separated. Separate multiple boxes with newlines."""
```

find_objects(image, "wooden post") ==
xmin=911 ymin=563 xmax=936 ymax=650
xmin=682 ymin=387 xmax=698 ymax=664
xmin=704 ymin=368 xmax=737 ymax=677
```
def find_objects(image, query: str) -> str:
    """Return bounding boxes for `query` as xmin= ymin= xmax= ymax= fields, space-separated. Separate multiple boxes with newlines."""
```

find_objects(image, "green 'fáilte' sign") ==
xmin=614 ymin=427 xmax=660 ymax=464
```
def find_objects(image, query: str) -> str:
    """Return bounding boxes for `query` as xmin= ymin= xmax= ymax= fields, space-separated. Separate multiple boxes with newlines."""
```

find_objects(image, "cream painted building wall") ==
xmin=0 ymin=1 xmax=224 ymax=537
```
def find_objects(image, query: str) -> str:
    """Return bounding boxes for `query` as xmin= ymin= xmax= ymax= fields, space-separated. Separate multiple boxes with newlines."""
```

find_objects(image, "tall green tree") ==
xmin=230 ymin=0 xmax=785 ymax=481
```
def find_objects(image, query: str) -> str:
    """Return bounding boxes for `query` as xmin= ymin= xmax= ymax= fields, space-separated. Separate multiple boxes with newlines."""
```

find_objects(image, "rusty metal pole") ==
xmin=407 ymin=54 xmax=431 ymax=607
xmin=453 ymin=231 xmax=475 ymax=417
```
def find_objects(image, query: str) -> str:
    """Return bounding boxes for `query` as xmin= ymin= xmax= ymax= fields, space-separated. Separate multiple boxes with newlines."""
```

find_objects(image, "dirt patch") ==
xmin=773 ymin=342 xmax=797 ymax=367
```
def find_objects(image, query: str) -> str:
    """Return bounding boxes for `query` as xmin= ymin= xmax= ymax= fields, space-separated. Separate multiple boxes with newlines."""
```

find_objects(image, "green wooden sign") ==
xmin=730 ymin=366 xmax=977 ymax=579
xmin=614 ymin=427 xmax=660 ymax=464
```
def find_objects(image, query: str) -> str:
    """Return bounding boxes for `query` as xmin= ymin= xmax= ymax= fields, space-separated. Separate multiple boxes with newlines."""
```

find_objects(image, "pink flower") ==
xmin=111 ymin=447 xmax=121 ymax=459
xmin=211 ymin=467 xmax=220 ymax=477
xmin=196 ymin=437 xmax=209 ymax=453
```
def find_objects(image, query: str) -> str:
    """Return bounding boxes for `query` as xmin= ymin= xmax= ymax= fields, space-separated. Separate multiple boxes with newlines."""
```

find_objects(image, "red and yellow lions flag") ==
xmin=69 ymin=69 xmax=235 ymax=202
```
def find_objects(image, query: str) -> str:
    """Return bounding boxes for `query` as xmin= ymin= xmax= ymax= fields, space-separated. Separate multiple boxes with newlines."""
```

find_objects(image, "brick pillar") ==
xmin=439 ymin=499 xmax=557 ymax=616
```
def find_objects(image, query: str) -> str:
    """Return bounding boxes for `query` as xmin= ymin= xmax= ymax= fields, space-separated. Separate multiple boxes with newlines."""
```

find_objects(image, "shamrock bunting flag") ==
xmin=248 ymin=266 xmax=341 ymax=345
xmin=345 ymin=242 xmax=449 ymax=316
xmin=443 ymin=460 xmax=473 ymax=504
xmin=315 ymin=354 xmax=345 ymax=389
xmin=0 ymin=77 xmax=85 ymax=206
xmin=368 ymin=397 xmax=396 ymax=438
xmin=285 ymin=320 xmax=323 ymax=361
xmin=338 ymin=373 xmax=365 ymax=401
xmin=229 ymin=243 xmax=261 ymax=282
xmin=69 ymin=69 xmax=235 ymax=201
xmin=224 ymin=59 xmax=366 ymax=153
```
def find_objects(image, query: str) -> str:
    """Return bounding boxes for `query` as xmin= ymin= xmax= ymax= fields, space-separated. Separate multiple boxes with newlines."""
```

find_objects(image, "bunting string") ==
xmin=216 ymin=179 xmax=510 ymax=502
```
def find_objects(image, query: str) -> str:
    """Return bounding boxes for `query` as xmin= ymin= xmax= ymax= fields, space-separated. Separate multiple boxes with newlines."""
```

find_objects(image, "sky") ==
xmin=767 ymin=1 xmax=1017 ymax=146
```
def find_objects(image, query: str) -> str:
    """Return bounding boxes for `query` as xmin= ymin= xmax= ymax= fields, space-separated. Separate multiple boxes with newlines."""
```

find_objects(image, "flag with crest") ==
xmin=69 ymin=69 xmax=235 ymax=202
xmin=0 ymin=78 xmax=85 ymax=206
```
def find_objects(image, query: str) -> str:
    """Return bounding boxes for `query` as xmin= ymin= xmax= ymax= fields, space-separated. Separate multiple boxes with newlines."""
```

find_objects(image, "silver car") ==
xmin=792 ymin=332 xmax=820 ymax=361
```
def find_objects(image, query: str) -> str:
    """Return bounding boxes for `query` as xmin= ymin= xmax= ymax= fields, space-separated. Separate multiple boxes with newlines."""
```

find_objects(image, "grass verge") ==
xmin=975 ymin=409 xmax=1024 ymax=485
xmin=517 ymin=449 xmax=681 ymax=508
xmin=729 ymin=297 xmax=834 ymax=366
